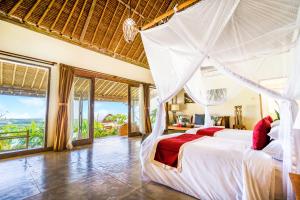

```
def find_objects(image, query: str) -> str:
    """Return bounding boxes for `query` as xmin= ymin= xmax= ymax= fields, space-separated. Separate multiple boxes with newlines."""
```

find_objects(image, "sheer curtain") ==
xmin=140 ymin=0 xmax=240 ymax=168
xmin=54 ymin=64 xmax=74 ymax=151
xmin=66 ymin=83 xmax=74 ymax=150
xmin=139 ymin=84 xmax=146 ymax=134
xmin=140 ymin=0 xmax=300 ymax=198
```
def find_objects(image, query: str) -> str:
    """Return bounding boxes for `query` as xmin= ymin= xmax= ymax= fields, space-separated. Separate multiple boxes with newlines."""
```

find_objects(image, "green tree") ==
xmin=150 ymin=108 xmax=157 ymax=125
xmin=105 ymin=114 xmax=127 ymax=125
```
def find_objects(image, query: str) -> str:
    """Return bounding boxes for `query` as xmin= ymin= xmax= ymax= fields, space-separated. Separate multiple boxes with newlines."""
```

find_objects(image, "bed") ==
xmin=186 ymin=127 xmax=253 ymax=143
xmin=143 ymin=131 xmax=283 ymax=200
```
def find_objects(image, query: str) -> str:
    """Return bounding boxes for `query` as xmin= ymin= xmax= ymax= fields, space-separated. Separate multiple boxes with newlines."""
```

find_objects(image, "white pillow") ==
xmin=268 ymin=126 xmax=279 ymax=140
xmin=262 ymin=140 xmax=283 ymax=161
xmin=271 ymin=120 xmax=280 ymax=128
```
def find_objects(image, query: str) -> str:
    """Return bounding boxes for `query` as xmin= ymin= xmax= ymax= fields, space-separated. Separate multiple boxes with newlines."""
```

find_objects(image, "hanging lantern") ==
xmin=123 ymin=18 xmax=138 ymax=43
xmin=123 ymin=0 xmax=138 ymax=43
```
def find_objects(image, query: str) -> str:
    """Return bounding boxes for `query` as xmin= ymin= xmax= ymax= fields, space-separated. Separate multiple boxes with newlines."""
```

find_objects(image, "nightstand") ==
xmin=289 ymin=173 xmax=300 ymax=200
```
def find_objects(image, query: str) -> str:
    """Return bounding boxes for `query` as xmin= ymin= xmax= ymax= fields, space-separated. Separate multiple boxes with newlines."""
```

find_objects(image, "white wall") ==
xmin=0 ymin=20 xmax=153 ymax=147
xmin=171 ymin=75 xmax=262 ymax=130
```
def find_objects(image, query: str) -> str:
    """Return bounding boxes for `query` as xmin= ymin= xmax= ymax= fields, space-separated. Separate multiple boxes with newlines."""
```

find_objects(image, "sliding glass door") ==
xmin=128 ymin=86 xmax=141 ymax=136
xmin=72 ymin=76 xmax=93 ymax=145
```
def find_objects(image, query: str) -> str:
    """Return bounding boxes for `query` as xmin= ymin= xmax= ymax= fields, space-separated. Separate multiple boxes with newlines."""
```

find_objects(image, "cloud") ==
xmin=18 ymin=97 xmax=45 ymax=107
xmin=5 ymin=112 xmax=32 ymax=119
xmin=94 ymin=109 xmax=110 ymax=121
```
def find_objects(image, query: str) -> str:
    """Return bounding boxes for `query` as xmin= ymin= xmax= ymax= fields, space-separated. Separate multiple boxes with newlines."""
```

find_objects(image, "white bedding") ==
xmin=186 ymin=127 xmax=253 ymax=143
xmin=144 ymin=132 xmax=283 ymax=200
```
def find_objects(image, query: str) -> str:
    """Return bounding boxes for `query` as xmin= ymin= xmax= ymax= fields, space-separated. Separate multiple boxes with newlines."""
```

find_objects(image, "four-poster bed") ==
xmin=139 ymin=0 xmax=300 ymax=199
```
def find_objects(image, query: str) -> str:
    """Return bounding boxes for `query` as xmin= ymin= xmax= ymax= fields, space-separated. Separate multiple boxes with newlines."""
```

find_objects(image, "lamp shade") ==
xmin=171 ymin=104 xmax=180 ymax=111
xmin=294 ymin=112 xmax=300 ymax=129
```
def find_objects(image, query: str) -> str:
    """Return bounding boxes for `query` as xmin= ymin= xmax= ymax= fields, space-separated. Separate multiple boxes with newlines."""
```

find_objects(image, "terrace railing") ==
xmin=0 ymin=130 xmax=30 ymax=150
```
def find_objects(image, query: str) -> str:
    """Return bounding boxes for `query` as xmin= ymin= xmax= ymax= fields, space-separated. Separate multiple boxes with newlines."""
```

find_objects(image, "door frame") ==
xmin=72 ymin=67 xmax=151 ymax=143
xmin=72 ymin=74 xmax=95 ymax=146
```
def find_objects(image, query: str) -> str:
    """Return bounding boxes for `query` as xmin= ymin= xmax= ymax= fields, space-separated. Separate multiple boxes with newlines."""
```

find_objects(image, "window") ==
xmin=0 ymin=61 xmax=49 ymax=152
xmin=72 ymin=76 xmax=92 ymax=141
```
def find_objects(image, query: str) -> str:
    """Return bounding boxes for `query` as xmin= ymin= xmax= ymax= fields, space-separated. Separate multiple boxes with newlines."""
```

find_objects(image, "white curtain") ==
xmin=66 ymin=83 xmax=74 ymax=150
xmin=139 ymin=84 xmax=146 ymax=134
xmin=140 ymin=0 xmax=300 ymax=198
xmin=140 ymin=0 xmax=240 ymax=159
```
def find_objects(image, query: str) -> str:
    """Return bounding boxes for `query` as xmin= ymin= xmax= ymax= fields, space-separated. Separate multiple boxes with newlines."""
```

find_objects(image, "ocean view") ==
xmin=0 ymin=118 xmax=45 ymax=128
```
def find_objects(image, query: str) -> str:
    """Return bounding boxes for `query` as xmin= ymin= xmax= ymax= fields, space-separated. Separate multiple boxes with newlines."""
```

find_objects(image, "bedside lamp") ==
xmin=171 ymin=104 xmax=180 ymax=124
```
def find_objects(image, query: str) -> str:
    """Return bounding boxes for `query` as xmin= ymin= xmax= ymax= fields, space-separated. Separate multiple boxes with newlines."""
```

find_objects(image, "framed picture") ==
xmin=184 ymin=93 xmax=194 ymax=104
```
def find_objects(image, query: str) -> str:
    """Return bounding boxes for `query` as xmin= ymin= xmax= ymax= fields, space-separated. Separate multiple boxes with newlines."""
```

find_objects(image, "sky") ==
xmin=94 ymin=101 xmax=128 ymax=121
xmin=0 ymin=94 xmax=128 ymax=120
xmin=0 ymin=95 xmax=46 ymax=119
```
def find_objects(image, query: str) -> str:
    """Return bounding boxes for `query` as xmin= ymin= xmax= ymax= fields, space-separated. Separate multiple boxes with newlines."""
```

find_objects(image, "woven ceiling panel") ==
xmin=0 ymin=0 xmax=181 ymax=69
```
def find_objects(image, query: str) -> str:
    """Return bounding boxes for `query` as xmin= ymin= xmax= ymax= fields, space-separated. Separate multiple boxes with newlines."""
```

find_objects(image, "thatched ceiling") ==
xmin=0 ymin=61 xmax=49 ymax=97
xmin=0 ymin=0 xmax=185 ymax=69
xmin=74 ymin=77 xmax=140 ymax=102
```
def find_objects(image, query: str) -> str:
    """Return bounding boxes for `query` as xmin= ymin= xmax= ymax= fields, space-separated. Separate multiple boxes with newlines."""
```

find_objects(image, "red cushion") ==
xmin=252 ymin=118 xmax=271 ymax=150
xmin=264 ymin=115 xmax=273 ymax=123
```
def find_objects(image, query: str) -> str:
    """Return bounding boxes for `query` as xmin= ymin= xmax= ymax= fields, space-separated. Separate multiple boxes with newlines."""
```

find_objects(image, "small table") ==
xmin=289 ymin=173 xmax=300 ymax=200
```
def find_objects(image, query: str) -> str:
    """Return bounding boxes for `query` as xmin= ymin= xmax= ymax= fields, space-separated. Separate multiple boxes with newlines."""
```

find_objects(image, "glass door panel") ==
xmin=72 ymin=77 xmax=92 ymax=142
xmin=129 ymin=86 xmax=140 ymax=134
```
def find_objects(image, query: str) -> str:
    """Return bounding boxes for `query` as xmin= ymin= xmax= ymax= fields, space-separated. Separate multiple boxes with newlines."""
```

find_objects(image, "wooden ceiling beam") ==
xmin=99 ymin=1 xmax=120 ymax=47
xmin=132 ymin=41 xmax=142 ymax=59
xmin=114 ymin=84 xmax=128 ymax=96
xmin=95 ymin=80 xmax=107 ymax=93
xmin=24 ymin=0 xmax=42 ymax=22
xmin=73 ymin=77 xmax=80 ymax=86
xmin=91 ymin=0 xmax=110 ymax=45
xmin=115 ymin=0 xmax=145 ymax=19
xmin=21 ymin=67 xmax=28 ymax=87
xmin=141 ymin=0 xmax=199 ymax=30
xmin=38 ymin=70 xmax=46 ymax=90
xmin=71 ymin=0 xmax=88 ymax=38
xmin=133 ymin=0 xmax=166 ymax=60
xmin=82 ymin=80 xmax=91 ymax=93
xmin=62 ymin=0 xmax=79 ymax=35
xmin=114 ymin=0 xmax=150 ymax=55
xmin=97 ymin=80 xmax=114 ymax=94
xmin=110 ymin=83 xmax=126 ymax=96
xmin=94 ymin=94 xmax=127 ymax=102
xmin=11 ymin=64 xmax=16 ymax=86
xmin=76 ymin=79 xmax=87 ymax=91
xmin=138 ymin=51 xmax=145 ymax=62
xmin=31 ymin=68 xmax=39 ymax=88
xmin=123 ymin=0 xmax=160 ymax=57
xmin=37 ymin=0 xmax=55 ymax=27
xmin=97 ymin=81 xmax=112 ymax=94
xmin=106 ymin=3 xmax=127 ymax=50
xmin=50 ymin=0 xmax=69 ymax=31
xmin=8 ymin=0 xmax=23 ymax=16
xmin=80 ymin=0 xmax=97 ymax=42
xmin=103 ymin=82 xmax=117 ymax=95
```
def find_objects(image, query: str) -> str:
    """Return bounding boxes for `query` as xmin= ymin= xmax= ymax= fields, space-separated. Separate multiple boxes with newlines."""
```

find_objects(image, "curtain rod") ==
xmin=141 ymin=0 xmax=199 ymax=31
xmin=0 ymin=50 xmax=56 ymax=66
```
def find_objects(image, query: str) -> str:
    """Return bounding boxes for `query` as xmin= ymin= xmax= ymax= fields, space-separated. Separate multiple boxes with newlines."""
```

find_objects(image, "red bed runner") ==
xmin=154 ymin=134 xmax=203 ymax=168
xmin=196 ymin=127 xmax=224 ymax=136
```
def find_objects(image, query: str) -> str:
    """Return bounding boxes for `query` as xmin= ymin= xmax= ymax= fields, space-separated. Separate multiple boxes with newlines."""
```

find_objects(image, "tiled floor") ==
xmin=0 ymin=136 xmax=196 ymax=200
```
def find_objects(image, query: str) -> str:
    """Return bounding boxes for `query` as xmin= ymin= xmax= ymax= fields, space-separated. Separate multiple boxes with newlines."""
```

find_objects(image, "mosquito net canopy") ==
xmin=140 ymin=0 xmax=300 ymax=198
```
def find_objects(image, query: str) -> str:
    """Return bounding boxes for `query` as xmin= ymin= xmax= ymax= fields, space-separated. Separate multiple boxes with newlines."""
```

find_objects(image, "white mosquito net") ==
xmin=140 ymin=0 xmax=300 ymax=199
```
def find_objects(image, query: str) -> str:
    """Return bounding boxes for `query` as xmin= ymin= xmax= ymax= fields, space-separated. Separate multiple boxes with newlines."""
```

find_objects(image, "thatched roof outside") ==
xmin=0 ymin=59 xmax=139 ymax=102
xmin=0 ymin=61 xmax=49 ymax=97
xmin=0 ymin=0 xmax=187 ymax=69
xmin=74 ymin=76 xmax=139 ymax=102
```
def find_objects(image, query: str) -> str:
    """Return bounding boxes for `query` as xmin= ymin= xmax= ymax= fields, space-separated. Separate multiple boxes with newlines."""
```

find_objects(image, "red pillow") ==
xmin=252 ymin=118 xmax=271 ymax=150
xmin=264 ymin=115 xmax=273 ymax=123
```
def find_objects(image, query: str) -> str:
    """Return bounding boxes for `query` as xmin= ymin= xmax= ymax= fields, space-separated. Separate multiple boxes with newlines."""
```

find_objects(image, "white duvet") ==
xmin=144 ymin=133 xmax=283 ymax=200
